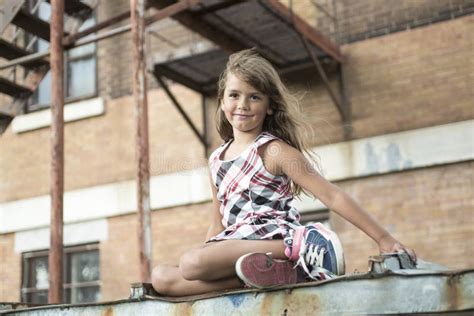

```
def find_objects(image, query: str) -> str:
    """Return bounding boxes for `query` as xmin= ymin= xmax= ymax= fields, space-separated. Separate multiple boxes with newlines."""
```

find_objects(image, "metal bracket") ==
xmin=368 ymin=252 xmax=416 ymax=273
xmin=153 ymin=72 xmax=209 ymax=157
xmin=130 ymin=282 xmax=159 ymax=300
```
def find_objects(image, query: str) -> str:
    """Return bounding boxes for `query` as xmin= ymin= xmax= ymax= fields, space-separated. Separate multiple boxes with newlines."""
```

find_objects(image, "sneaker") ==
xmin=235 ymin=252 xmax=307 ymax=289
xmin=284 ymin=223 xmax=345 ymax=280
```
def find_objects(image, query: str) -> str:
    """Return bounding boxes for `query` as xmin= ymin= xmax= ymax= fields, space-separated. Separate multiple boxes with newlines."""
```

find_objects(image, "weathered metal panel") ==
xmin=3 ymin=269 xmax=473 ymax=315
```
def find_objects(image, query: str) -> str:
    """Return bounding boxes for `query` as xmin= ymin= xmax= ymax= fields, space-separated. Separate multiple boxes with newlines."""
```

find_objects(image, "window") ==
xmin=65 ymin=17 xmax=96 ymax=100
xmin=25 ymin=1 xmax=97 ymax=112
xmin=21 ymin=244 xmax=101 ymax=304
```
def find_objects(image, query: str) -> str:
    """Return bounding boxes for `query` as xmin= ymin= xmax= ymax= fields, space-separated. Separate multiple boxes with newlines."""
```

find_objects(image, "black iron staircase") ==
xmin=0 ymin=0 xmax=97 ymax=134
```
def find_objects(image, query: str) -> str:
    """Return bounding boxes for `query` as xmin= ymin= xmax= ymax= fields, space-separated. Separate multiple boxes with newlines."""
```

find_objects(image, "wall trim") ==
xmin=11 ymin=97 xmax=105 ymax=133
xmin=14 ymin=219 xmax=108 ymax=253
xmin=1 ymin=120 xmax=472 ymax=234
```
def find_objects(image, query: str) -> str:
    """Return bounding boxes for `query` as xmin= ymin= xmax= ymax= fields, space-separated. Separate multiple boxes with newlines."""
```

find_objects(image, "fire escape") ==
xmin=0 ymin=0 xmax=350 ymax=141
xmin=0 ymin=0 xmax=97 ymax=133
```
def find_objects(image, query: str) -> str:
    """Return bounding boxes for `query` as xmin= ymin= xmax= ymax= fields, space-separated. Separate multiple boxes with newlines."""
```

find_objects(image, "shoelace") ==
xmin=294 ymin=240 xmax=336 ymax=281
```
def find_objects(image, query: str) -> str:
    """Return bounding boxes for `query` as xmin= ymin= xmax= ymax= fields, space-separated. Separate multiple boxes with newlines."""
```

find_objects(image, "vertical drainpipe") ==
xmin=131 ymin=0 xmax=152 ymax=282
xmin=48 ymin=0 xmax=64 ymax=304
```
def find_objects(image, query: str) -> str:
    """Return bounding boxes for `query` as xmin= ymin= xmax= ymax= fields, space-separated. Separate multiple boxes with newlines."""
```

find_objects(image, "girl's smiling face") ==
xmin=221 ymin=73 xmax=273 ymax=136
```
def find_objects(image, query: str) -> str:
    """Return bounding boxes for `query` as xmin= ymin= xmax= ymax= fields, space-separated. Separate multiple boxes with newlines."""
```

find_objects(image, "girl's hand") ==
xmin=378 ymin=233 xmax=417 ymax=263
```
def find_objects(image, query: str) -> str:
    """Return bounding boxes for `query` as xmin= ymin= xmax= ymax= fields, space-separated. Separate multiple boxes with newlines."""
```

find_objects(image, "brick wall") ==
xmin=296 ymin=15 xmax=473 ymax=147
xmin=97 ymin=0 xmax=197 ymax=100
xmin=95 ymin=0 xmax=135 ymax=99
xmin=99 ymin=202 xmax=210 ymax=301
xmin=333 ymin=161 xmax=474 ymax=273
xmin=0 ymin=233 xmax=21 ymax=302
xmin=311 ymin=0 xmax=474 ymax=43
xmin=0 ymin=85 xmax=205 ymax=202
xmin=208 ymin=15 xmax=473 ymax=147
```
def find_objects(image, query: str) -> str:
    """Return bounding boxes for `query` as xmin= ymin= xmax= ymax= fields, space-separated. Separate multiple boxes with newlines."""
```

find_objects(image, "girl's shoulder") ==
xmin=254 ymin=131 xmax=281 ymax=147
xmin=208 ymin=139 xmax=232 ymax=165
xmin=256 ymin=133 xmax=297 ymax=176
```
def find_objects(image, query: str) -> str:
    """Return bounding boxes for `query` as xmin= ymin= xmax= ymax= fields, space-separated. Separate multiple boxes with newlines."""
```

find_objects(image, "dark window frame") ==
xmin=20 ymin=243 xmax=101 ymax=304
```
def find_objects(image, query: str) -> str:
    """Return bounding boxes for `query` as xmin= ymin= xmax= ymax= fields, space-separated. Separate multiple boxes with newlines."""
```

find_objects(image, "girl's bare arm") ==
xmin=270 ymin=141 xmax=416 ymax=260
xmin=206 ymin=172 xmax=225 ymax=241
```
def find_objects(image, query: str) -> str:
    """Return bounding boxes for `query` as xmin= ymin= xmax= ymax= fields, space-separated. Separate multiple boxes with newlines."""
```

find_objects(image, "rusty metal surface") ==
xmin=48 ymin=0 xmax=65 ymax=304
xmin=0 ymin=304 xmax=31 ymax=312
xmin=131 ymin=0 xmax=152 ymax=282
xmin=3 ymin=269 xmax=473 ymax=315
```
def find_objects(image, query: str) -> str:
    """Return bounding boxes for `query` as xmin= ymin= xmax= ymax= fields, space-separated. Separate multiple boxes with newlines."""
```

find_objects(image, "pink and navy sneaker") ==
xmin=235 ymin=252 xmax=307 ymax=289
xmin=235 ymin=223 xmax=345 ymax=288
xmin=284 ymin=223 xmax=345 ymax=280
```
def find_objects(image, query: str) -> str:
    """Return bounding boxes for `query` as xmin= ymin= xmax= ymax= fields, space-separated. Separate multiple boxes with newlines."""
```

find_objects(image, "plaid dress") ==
xmin=208 ymin=132 xmax=301 ymax=242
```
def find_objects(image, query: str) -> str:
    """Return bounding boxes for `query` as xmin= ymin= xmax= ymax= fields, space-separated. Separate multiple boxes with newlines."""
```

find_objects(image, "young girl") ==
xmin=151 ymin=48 xmax=416 ymax=296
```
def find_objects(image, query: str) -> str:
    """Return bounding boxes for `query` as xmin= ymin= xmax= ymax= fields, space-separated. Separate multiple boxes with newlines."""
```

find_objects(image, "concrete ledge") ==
xmin=2 ymin=269 xmax=473 ymax=315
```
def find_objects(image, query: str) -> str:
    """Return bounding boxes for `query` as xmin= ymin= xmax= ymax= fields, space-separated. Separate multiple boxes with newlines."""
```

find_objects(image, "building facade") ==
xmin=0 ymin=0 xmax=473 ymax=304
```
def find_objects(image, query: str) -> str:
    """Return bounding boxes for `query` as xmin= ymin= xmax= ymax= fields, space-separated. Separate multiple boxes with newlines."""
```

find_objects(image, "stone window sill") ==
xmin=11 ymin=97 xmax=105 ymax=133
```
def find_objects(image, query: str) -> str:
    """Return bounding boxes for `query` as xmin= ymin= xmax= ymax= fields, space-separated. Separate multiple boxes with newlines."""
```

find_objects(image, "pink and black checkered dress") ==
xmin=208 ymin=132 xmax=301 ymax=242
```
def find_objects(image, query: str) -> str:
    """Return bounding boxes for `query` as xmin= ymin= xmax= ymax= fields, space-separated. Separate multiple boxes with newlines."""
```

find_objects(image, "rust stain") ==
xmin=102 ymin=306 xmax=114 ymax=316
xmin=260 ymin=292 xmax=275 ymax=315
xmin=173 ymin=302 xmax=193 ymax=316
xmin=448 ymin=274 xmax=460 ymax=310
xmin=283 ymin=289 xmax=321 ymax=315
xmin=259 ymin=288 xmax=322 ymax=315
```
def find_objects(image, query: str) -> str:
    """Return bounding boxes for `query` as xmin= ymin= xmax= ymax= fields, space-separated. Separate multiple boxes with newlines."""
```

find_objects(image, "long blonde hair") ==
xmin=216 ymin=48 xmax=317 ymax=197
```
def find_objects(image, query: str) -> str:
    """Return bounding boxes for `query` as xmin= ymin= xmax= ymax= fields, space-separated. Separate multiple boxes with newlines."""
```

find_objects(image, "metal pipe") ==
xmin=63 ymin=9 xmax=131 ymax=46
xmin=48 ymin=0 xmax=64 ymax=304
xmin=131 ymin=0 xmax=152 ymax=283
xmin=0 ymin=50 xmax=50 ymax=70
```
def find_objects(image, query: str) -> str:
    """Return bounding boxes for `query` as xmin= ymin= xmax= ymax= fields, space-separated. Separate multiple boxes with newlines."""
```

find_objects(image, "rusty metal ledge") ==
xmin=2 ymin=269 xmax=473 ymax=315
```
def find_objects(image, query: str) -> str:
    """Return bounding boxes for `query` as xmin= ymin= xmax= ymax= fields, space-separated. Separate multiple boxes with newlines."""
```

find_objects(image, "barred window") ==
xmin=21 ymin=244 xmax=100 ymax=304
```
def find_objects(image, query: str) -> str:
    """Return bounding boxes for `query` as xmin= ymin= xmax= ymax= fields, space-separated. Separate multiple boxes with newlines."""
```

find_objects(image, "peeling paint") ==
xmin=4 ymin=270 xmax=473 ymax=315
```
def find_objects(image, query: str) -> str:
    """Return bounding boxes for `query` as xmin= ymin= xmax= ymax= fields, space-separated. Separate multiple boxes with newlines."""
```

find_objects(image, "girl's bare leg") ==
xmin=179 ymin=239 xmax=286 ymax=281
xmin=152 ymin=239 xmax=286 ymax=296
xmin=152 ymin=264 xmax=242 ymax=296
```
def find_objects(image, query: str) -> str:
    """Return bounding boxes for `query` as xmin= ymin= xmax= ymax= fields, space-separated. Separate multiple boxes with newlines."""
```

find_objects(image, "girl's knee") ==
xmin=151 ymin=265 xmax=176 ymax=295
xmin=179 ymin=249 xmax=206 ymax=281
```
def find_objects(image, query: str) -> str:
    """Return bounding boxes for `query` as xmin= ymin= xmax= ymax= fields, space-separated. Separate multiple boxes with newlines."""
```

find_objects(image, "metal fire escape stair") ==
xmin=0 ymin=0 xmax=97 ymax=134
xmin=0 ymin=37 xmax=48 ymax=69
xmin=0 ymin=75 xmax=32 ymax=96
xmin=9 ymin=7 xmax=52 ymax=41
